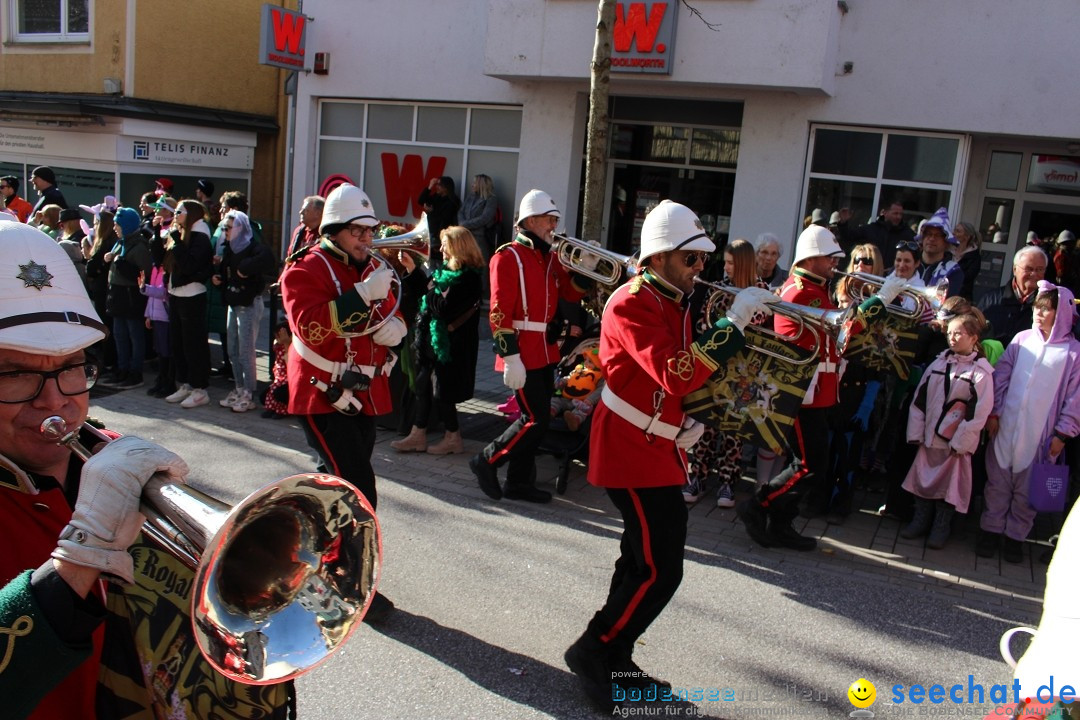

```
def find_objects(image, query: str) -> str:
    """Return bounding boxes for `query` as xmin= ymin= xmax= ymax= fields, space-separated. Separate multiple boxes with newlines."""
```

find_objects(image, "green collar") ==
xmin=792 ymin=267 xmax=827 ymax=287
xmin=641 ymin=269 xmax=684 ymax=303
xmin=319 ymin=237 xmax=349 ymax=263
xmin=513 ymin=232 xmax=534 ymax=250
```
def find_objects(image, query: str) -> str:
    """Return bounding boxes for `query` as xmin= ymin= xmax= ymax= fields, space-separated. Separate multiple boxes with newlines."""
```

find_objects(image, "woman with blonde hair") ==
xmin=392 ymin=226 xmax=485 ymax=454
xmin=835 ymin=243 xmax=883 ymax=307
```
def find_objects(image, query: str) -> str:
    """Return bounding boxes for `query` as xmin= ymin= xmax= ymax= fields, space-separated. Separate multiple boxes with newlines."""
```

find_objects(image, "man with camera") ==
xmin=279 ymin=183 xmax=406 ymax=620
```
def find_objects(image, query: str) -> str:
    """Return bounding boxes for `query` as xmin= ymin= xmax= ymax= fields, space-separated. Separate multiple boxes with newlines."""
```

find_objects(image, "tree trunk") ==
xmin=581 ymin=0 xmax=615 ymax=245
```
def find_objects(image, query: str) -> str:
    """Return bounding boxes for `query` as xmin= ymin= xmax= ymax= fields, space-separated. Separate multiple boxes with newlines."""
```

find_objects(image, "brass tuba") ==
xmin=41 ymin=417 xmax=380 ymax=685
xmin=371 ymin=213 xmax=431 ymax=266
xmin=834 ymin=270 xmax=948 ymax=319
xmin=551 ymin=233 xmax=638 ymax=286
xmin=693 ymin=279 xmax=856 ymax=364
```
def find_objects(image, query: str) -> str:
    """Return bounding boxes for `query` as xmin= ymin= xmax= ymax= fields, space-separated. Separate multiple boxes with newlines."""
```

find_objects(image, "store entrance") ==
xmin=1018 ymin=202 xmax=1080 ymax=246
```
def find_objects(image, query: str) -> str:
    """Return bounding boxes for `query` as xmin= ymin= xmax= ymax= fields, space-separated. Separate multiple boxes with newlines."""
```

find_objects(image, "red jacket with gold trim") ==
xmin=280 ymin=240 xmax=401 ymax=416
xmin=488 ymin=232 xmax=586 ymax=370
xmin=588 ymin=271 xmax=745 ymax=488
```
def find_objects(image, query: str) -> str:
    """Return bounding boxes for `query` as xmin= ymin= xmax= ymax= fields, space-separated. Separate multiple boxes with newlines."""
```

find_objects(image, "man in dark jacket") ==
xmin=854 ymin=201 xmax=915 ymax=268
xmin=29 ymin=166 xmax=68 ymax=217
xmin=977 ymin=245 xmax=1048 ymax=345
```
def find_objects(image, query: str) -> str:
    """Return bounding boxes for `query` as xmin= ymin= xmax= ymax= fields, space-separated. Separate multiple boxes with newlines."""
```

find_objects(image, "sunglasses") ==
xmin=853 ymin=256 xmax=874 ymax=266
xmin=896 ymin=241 xmax=920 ymax=252
xmin=682 ymin=251 xmax=705 ymax=267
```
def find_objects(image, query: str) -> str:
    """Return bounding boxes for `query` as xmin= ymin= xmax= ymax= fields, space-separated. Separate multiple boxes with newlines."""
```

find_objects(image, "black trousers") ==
xmin=413 ymin=364 xmax=459 ymax=432
xmin=169 ymin=293 xmax=210 ymax=390
xmin=302 ymin=412 xmax=378 ymax=510
xmin=480 ymin=364 xmax=555 ymax=489
xmin=759 ymin=405 xmax=831 ymax=510
xmin=586 ymin=486 xmax=687 ymax=652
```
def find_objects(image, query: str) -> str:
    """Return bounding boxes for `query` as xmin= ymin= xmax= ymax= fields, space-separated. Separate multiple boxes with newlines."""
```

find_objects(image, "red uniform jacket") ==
xmin=280 ymin=240 xmax=400 ymax=416
xmin=488 ymin=233 xmax=586 ymax=370
xmin=588 ymin=271 xmax=744 ymax=489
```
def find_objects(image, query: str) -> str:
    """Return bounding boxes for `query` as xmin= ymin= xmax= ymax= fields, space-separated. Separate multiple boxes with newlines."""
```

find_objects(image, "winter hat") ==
xmin=114 ymin=207 xmax=141 ymax=237
xmin=155 ymin=177 xmax=174 ymax=195
xmin=32 ymin=166 xmax=57 ymax=185
xmin=921 ymin=207 xmax=954 ymax=243
xmin=197 ymin=179 xmax=215 ymax=196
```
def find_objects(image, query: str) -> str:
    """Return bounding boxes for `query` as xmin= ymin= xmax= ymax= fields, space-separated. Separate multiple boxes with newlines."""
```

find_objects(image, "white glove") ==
xmin=53 ymin=436 xmax=189 ymax=585
xmin=371 ymin=315 xmax=407 ymax=347
xmin=725 ymin=287 xmax=778 ymax=333
xmin=876 ymin=274 xmax=907 ymax=304
xmin=577 ymin=240 xmax=602 ymax=272
xmin=502 ymin=353 xmax=526 ymax=390
xmin=354 ymin=266 xmax=394 ymax=305
xmin=675 ymin=418 xmax=705 ymax=450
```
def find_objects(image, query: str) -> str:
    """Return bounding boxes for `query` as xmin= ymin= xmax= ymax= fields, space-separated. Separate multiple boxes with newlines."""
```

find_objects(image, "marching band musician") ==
xmin=736 ymin=225 xmax=907 ymax=551
xmin=279 ymin=183 xmax=406 ymax=621
xmin=0 ymin=221 xmax=291 ymax=718
xmin=470 ymin=189 xmax=591 ymax=504
xmin=564 ymin=201 xmax=779 ymax=712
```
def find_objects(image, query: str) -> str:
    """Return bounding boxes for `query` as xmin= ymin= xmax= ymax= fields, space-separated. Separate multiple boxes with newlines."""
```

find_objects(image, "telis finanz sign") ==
xmin=612 ymin=2 xmax=678 ymax=75
xmin=258 ymin=4 xmax=309 ymax=71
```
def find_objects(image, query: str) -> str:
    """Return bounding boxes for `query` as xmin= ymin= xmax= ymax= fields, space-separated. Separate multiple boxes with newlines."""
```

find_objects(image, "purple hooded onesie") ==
xmin=981 ymin=281 xmax=1080 ymax=541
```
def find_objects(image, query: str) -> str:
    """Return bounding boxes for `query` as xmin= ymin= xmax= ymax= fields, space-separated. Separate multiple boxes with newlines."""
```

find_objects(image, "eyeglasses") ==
xmin=682 ymin=252 xmax=705 ymax=267
xmin=896 ymin=241 xmax=920 ymax=252
xmin=0 ymin=362 xmax=98 ymax=404
xmin=853 ymin=256 xmax=874 ymax=266
xmin=346 ymin=224 xmax=375 ymax=239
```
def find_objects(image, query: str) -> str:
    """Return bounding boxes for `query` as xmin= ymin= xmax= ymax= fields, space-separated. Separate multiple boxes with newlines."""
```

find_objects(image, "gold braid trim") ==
xmin=0 ymin=615 xmax=32 ymax=673
xmin=666 ymin=349 xmax=695 ymax=381
xmin=628 ymin=275 xmax=645 ymax=294
xmin=691 ymin=344 xmax=719 ymax=372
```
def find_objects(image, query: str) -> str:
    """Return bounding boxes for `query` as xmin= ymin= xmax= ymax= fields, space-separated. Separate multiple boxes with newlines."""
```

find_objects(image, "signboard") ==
xmin=258 ymin=4 xmax=309 ymax=71
xmin=1029 ymin=155 xmax=1080 ymax=194
xmin=118 ymin=137 xmax=254 ymax=170
xmin=612 ymin=2 xmax=678 ymax=75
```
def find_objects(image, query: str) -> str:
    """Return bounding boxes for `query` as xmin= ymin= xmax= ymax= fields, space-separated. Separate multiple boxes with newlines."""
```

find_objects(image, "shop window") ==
xmin=367 ymin=105 xmax=413 ymax=141
xmin=810 ymin=129 xmax=880 ymax=178
xmin=469 ymin=109 xmax=521 ymax=148
xmin=317 ymin=140 xmax=364 ymax=182
xmin=804 ymin=178 xmax=876 ymax=230
xmin=11 ymin=0 xmax=89 ymax=42
xmin=689 ymin=129 xmax=739 ymax=169
xmin=417 ymin=107 xmax=466 ymax=145
xmin=48 ymin=166 xmax=112 ymax=213
xmin=883 ymin=135 xmax=958 ymax=185
xmin=610 ymin=124 xmax=688 ymax=164
xmin=321 ymin=103 xmax=365 ymax=138
xmin=1026 ymin=154 xmax=1080 ymax=197
xmin=986 ymin=151 xmax=1022 ymax=191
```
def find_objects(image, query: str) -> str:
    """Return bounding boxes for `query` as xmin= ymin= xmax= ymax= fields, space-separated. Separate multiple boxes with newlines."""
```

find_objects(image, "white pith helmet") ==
xmin=320 ymin=184 xmax=378 ymax=234
xmin=638 ymin=200 xmax=715 ymax=263
xmin=517 ymin=189 xmax=562 ymax=224
xmin=791 ymin=224 xmax=844 ymax=267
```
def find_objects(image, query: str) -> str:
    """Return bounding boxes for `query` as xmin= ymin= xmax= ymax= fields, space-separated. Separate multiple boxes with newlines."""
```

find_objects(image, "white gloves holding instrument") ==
xmin=354 ymin=266 xmax=394 ymax=305
xmin=725 ymin=286 xmax=779 ymax=333
xmin=502 ymin=353 xmax=527 ymax=390
xmin=371 ymin=315 xmax=407 ymax=347
xmin=675 ymin=418 xmax=705 ymax=450
xmin=53 ymin=436 xmax=189 ymax=585
xmin=876 ymin=274 xmax=907 ymax=305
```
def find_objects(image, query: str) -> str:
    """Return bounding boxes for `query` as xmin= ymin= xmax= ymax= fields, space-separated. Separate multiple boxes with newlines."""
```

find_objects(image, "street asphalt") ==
xmin=83 ymin=322 xmax=1052 ymax=719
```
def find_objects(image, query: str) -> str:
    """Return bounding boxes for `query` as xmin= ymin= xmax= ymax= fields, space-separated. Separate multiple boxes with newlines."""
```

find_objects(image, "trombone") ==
xmin=551 ymin=232 xmax=638 ymax=286
xmin=834 ymin=270 xmax=947 ymax=319
xmin=41 ymin=417 xmax=380 ymax=685
xmin=693 ymin=279 xmax=855 ymax=364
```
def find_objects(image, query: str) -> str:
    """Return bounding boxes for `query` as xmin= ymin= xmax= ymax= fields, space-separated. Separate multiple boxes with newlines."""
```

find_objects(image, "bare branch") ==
xmin=680 ymin=0 xmax=721 ymax=31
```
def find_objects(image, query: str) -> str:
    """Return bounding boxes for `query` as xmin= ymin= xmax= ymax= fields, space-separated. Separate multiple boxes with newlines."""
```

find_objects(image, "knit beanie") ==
xmin=115 ymin=207 xmax=141 ymax=237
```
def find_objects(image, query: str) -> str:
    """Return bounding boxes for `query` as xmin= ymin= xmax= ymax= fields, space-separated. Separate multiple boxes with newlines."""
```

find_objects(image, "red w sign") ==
xmin=381 ymin=153 xmax=447 ymax=218
xmin=611 ymin=2 xmax=677 ymax=74
xmin=259 ymin=5 xmax=308 ymax=70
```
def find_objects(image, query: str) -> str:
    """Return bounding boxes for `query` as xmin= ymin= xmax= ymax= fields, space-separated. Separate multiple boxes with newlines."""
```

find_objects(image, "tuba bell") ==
xmin=371 ymin=213 xmax=431 ymax=267
xmin=41 ymin=417 xmax=381 ymax=685
xmin=551 ymin=233 xmax=638 ymax=286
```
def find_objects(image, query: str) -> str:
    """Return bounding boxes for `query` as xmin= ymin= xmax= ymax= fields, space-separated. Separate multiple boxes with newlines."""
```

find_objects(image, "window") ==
xmin=11 ymin=0 xmax=90 ymax=42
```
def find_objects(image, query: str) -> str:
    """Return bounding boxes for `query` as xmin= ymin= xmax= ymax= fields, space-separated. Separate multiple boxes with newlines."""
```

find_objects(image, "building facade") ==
xmin=286 ymin=0 xmax=1080 ymax=295
xmin=0 ymin=0 xmax=286 ymax=247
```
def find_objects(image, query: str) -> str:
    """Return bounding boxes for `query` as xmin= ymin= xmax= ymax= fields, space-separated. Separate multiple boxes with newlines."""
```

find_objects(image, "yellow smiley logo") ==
xmin=848 ymin=678 xmax=876 ymax=708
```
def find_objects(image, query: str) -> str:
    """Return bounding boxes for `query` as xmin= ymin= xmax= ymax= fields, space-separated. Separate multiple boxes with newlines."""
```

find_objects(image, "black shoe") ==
xmin=116 ymin=372 xmax=144 ymax=390
xmin=362 ymin=591 xmax=395 ymax=624
xmin=146 ymin=383 xmax=163 ymax=396
xmin=610 ymin=649 xmax=671 ymax=691
xmin=470 ymin=455 xmax=502 ymax=500
xmin=99 ymin=371 xmax=126 ymax=386
xmin=1002 ymin=537 xmax=1024 ymax=564
xmin=767 ymin=519 xmax=817 ymax=551
xmin=564 ymin=635 xmax=617 ymax=713
xmin=503 ymin=485 xmax=552 ymax=504
xmin=736 ymin=499 xmax=773 ymax=548
xmin=261 ymin=409 xmax=276 ymax=419
xmin=151 ymin=385 xmax=175 ymax=398
xmin=976 ymin=530 xmax=1000 ymax=558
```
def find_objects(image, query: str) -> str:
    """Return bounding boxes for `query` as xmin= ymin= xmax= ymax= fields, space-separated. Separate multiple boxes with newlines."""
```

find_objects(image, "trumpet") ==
xmin=834 ymin=270 xmax=947 ymax=318
xmin=552 ymin=233 xmax=638 ymax=286
xmin=41 ymin=417 xmax=380 ymax=685
xmin=693 ymin=279 xmax=855 ymax=364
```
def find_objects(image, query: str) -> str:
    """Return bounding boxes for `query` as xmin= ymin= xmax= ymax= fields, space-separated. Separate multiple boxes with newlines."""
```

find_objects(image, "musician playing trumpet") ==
xmin=0 ymin=222 xmax=291 ymax=718
xmin=736 ymin=225 xmax=907 ymax=551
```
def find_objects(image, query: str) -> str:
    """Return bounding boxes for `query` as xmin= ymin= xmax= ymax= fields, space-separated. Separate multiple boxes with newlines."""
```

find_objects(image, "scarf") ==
xmin=420 ymin=265 xmax=477 ymax=364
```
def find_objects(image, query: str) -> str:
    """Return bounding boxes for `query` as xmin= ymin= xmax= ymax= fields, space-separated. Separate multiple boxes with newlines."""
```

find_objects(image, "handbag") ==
xmin=1028 ymin=439 xmax=1070 ymax=513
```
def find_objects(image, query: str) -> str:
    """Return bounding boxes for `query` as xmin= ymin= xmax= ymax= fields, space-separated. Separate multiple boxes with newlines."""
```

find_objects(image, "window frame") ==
xmin=7 ymin=0 xmax=92 ymax=44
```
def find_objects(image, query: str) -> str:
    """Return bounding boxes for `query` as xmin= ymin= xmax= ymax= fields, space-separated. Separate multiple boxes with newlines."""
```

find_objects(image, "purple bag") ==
xmin=1028 ymin=439 xmax=1070 ymax=513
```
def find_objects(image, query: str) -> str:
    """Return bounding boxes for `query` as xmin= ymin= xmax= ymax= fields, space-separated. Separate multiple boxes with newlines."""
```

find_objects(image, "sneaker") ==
xmin=231 ymin=390 xmax=257 ymax=413
xmin=716 ymin=483 xmax=736 ymax=508
xmin=115 ymin=372 xmax=144 ymax=390
xmin=180 ymin=388 xmax=210 ymax=408
xmin=165 ymin=384 xmax=193 ymax=403
xmin=219 ymin=388 xmax=241 ymax=408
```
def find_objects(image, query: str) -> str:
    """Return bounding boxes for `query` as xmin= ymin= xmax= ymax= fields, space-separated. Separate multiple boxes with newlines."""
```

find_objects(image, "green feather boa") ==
xmin=420 ymin=266 xmax=479 ymax=364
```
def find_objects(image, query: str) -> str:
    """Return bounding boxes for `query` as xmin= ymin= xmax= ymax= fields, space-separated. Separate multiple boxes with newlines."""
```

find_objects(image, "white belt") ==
xmin=292 ymin=335 xmax=397 ymax=379
xmin=512 ymin=320 xmax=548 ymax=332
xmin=601 ymin=386 xmax=680 ymax=441
xmin=816 ymin=360 xmax=838 ymax=374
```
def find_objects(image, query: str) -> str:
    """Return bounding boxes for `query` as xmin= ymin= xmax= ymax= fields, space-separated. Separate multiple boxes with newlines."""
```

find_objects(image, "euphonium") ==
xmin=551 ymin=232 xmax=638 ymax=286
xmin=371 ymin=213 xmax=431 ymax=266
xmin=834 ymin=270 xmax=947 ymax=319
xmin=40 ymin=417 xmax=380 ymax=685
xmin=693 ymin=279 xmax=856 ymax=363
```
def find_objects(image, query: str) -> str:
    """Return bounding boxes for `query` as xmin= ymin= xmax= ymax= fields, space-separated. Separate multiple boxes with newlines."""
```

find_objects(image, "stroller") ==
xmin=536 ymin=330 xmax=601 ymax=495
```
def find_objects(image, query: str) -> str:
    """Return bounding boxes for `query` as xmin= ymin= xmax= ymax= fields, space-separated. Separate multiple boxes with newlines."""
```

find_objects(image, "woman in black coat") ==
xmin=418 ymin=176 xmax=461 ymax=267
xmin=391 ymin=226 xmax=483 ymax=455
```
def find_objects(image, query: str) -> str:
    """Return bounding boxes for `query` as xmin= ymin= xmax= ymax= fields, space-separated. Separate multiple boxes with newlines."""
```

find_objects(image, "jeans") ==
xmin=227 ymin=296 xmax=264 ymax=395
xmin=112 ymin=316 xmax=146 ymax=374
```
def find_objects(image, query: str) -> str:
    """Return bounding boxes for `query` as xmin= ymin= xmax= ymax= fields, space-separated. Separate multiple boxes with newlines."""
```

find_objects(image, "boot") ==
xmin=564 ymin=633 xmax=617 ymax=713
xmin=736 ymin=498 xmax=772 ymax=548
xmin=975 ymin=530 xmax=1001 ymax=558
xmin=426 ymin=430 xmax=463 ymax=455
xmin=925 ymin=501 xmax=954 ymax=549
xmin=900 ymin=498 xmax=934 ymax=539
xmin=390 ymin=426 xmax=427 ymax=453
xmin=610 ymin=645 xmax=671 ymax=690
xmin=767 ymin=494 xmax=817 ymax=551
